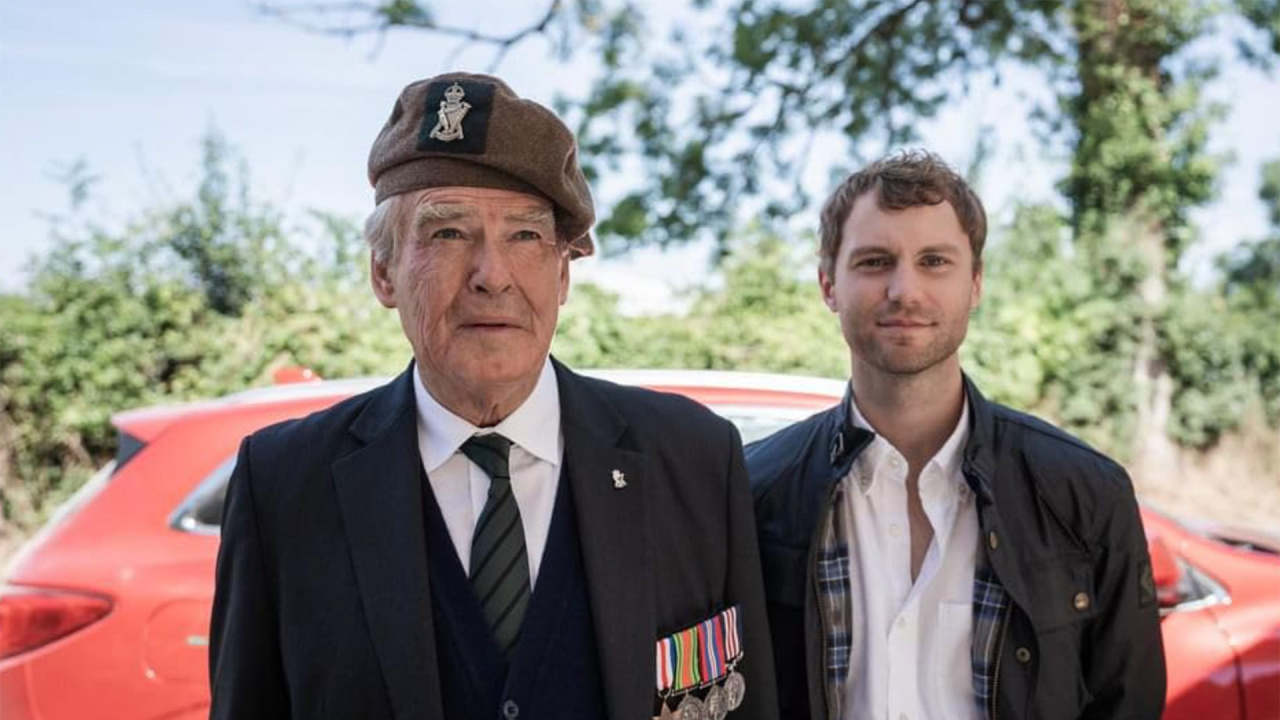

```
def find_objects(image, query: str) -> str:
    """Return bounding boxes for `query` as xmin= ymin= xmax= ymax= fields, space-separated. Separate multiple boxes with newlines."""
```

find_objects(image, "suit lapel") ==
xmin=555 ymin=360 xmax=655 ymax=720
xmin=332 ymin=366 xmax=443 ymax=720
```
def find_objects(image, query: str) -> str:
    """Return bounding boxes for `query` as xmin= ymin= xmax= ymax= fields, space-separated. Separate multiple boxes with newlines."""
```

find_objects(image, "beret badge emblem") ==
xmin=429 ymin=82 xmax=471 ymax=142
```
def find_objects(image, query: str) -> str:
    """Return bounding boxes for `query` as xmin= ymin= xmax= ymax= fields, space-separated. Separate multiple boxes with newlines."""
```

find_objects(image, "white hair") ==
xmin=363 ymin=195 xmax=404 ymax=267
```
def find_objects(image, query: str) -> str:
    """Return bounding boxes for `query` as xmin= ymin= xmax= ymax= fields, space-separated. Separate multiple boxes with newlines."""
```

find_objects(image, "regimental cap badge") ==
xmin=429 ymin=82 xmax=472 ymax=143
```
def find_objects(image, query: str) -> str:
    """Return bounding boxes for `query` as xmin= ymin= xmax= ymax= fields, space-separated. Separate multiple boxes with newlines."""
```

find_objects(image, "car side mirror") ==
xmin=1147 ymin=533 xmax=1184 ymax=608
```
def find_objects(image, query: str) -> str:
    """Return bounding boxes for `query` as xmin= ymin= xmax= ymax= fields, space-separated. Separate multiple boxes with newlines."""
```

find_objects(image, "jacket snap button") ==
xmin=502 ymin=700 xmax=519 ymax=720
xmin=1015 ymin=647 xmax=1032 ymax=663
xmin=988 ymin=532 xmax=999 ymax=550
xmin=1073 ymin=592 xmax=1090 ymax=611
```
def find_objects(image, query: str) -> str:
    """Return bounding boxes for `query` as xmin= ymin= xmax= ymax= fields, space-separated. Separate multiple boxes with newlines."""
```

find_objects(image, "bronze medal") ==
xmin=724 ymin=669 xmax=746 ymax=710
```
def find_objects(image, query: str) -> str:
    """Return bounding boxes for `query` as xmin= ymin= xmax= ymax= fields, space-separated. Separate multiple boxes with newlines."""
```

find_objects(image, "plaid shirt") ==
xmin=815 ymin=477 xmax=1010 ymax=720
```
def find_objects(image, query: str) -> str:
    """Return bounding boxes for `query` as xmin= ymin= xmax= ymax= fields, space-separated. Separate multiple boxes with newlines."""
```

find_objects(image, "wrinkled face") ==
xmin=371 ymin=186 xmax=569 ymax=397
xmin=819 ymin=194 xmax=981 ymax=379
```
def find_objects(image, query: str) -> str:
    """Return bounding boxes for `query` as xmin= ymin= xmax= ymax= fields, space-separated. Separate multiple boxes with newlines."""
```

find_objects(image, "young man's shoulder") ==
xmin=743 ymin=404 xmax=841 ymax=494
xmin=984 ymin=400 xmax=1137 ymax=522
xmin=988 ymin=402 xmax=1126 ymax=474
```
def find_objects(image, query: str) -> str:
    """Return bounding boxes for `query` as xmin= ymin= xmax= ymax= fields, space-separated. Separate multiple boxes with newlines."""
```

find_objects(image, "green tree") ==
xmin=1217 ymin=159 xmax=1280 ymax=424
xmin=266 ymin=2 xmax=1275 ymax=254
xmin=0 ymin=137 xmax=405 ymax=535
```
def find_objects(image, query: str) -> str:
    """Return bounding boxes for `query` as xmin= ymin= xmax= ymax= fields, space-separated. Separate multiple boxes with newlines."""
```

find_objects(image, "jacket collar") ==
xmin=828 ymin=380 xmax=875 ymax=478
xmin=827 ymin=374 xmax=996 ymax=503
xmin=958 ymin=374 xmax=998 ymax=506
xmin=348 ymin=360 xmax=417 ymax=444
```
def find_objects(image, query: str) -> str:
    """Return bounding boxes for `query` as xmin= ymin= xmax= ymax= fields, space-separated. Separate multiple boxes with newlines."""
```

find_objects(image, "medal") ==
xmin=678 ymin=693 xmax=707 ymax=720
xmin=655 ymin=606 xmax=746 ymax=718
xmin=705 ymin=683 xmax=728 ymax=720
xmin=724 ymin=668 xmax=746 ymax=710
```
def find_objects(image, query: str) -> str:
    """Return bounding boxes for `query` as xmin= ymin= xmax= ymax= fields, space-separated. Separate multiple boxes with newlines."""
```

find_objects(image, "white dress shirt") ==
xmin=841 ymin=394 xmax=980 ymax=720
xmin=412 ymin=358 xmax=564 ymax=590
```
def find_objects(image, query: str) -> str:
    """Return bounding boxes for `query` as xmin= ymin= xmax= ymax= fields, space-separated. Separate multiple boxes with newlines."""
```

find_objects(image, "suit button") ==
xmin=987 ymin=532 xmax=999 ymax=550
xmin=1073 ymin=592 xmax=1091 ymax=611
xmin=1015 ymin=647 xmax=1032 ymax=663
xmin=502 ymin=700 xmax=519 ymax=720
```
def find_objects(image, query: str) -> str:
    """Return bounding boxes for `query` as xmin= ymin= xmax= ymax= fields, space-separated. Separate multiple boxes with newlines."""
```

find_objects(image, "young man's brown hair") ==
xmin=818 ymin=149 xmax=987 ymax=276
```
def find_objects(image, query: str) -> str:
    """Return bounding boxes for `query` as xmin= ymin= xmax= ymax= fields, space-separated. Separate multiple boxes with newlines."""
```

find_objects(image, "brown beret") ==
xmin=368 ymin=72 xmax=595 ymax=258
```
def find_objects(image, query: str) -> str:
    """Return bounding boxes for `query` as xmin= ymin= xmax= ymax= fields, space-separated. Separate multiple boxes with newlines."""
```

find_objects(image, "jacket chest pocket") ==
xmin=1020 ymin=555 xmax=1098 ymax=717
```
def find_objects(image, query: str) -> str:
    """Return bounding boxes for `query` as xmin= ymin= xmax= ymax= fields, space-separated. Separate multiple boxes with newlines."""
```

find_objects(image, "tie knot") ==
xmin=460 ymin=433 xmax=513 ymax=482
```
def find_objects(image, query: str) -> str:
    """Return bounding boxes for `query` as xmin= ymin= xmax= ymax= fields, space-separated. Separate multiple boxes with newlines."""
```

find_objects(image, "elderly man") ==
xmin=748 ymin=150 xmax=1164 ymax=720
xmin=209 ymin=73 xmax=776 ymax=720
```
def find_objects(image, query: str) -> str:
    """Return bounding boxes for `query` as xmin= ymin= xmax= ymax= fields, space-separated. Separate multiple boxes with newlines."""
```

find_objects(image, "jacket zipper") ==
xmin=988 ymin=602 xmax=1011 ymax=720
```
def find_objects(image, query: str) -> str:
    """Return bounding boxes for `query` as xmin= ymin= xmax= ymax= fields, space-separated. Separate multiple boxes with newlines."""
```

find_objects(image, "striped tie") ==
xmin=460 ymin=433 xmax=530 ymax=658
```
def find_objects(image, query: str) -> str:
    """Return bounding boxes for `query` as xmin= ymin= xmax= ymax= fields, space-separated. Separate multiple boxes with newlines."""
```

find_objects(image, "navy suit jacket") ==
xmin=209 ymin=359 xmax=778 ymax=720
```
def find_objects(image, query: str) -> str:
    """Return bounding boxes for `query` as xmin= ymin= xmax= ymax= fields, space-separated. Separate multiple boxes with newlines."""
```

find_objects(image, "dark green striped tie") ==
xmin=460 ymin=433 xmax=529 ymax=658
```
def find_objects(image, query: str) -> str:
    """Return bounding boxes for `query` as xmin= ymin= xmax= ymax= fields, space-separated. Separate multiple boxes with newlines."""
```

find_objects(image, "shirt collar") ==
xmin=414 ymin=357 xmax=562 ymax=473
xmin=846 ymin=390 xmax=970 ymax=494
xmin=932 ymin=397 xmax=970 ymax=485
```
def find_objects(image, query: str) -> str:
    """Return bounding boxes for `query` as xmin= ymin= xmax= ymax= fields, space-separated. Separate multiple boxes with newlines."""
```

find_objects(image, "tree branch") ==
xmin=256 ymin=0 xmax=562 ymax=49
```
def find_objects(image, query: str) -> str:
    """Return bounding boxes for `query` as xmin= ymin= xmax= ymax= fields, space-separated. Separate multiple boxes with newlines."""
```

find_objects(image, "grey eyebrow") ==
xmin=503 ymin=207 xmax=555 ymax=225
xmin=414 ymin=203 xmax=474 ymax=229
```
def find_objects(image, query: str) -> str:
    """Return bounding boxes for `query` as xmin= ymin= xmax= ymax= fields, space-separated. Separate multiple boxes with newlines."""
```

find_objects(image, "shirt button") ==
xmin=889 ymin=456 xmax=901 ymax=469
xmin=1016 ymin=647 xmax=1032 ymax=663
xmin=502 ymin=700 xmax=519 ymax=720
xmin=890 ymin=523 xmax=903 ymax=537
xmin=896 ymin=616 xmax=907 ymax=629
xmin=1073 ymin=592 xmax=1091 ymax=611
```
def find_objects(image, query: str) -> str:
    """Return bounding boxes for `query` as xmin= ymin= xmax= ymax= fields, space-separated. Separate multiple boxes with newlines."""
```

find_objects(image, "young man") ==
xmin=210 ymin=72 xmax=776 ymax=720
xmin=747 ymin=150 xmax=1165 ymax=720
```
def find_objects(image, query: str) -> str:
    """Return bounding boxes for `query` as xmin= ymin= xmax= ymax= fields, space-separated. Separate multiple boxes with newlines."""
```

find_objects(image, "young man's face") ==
xmin=371 ymin=186 xmax=570 ymax=400
xmin=819 ymin=194 xmax=982 ymax=381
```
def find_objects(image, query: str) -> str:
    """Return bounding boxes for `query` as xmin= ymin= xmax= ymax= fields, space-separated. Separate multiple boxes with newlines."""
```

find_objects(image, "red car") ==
xmin=2 ymin=370 xmax=1277 ymax=719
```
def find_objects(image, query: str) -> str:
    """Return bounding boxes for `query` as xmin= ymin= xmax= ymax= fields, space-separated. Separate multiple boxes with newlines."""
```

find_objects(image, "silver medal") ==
xmin=724 ymin=669 xmax=746 ymax=710
xmin=678 ymin=693 xmax=707 ymax=720
xmin=705 ymin=683 xmax=728 ymax=720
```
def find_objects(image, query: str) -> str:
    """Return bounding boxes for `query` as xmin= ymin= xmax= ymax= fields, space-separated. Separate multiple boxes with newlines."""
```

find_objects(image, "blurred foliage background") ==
xmin=3 ymin=0 xmax=1279 ymax=551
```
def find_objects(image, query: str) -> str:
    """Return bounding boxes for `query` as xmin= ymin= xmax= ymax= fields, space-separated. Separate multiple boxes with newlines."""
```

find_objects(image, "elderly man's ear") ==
xmin=371 ymin=253 xmax=397 ymax=309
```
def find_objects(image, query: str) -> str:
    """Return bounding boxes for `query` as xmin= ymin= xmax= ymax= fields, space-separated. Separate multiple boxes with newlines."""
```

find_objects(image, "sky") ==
xmin=2 ymin=0 xmax=1278 ymax=310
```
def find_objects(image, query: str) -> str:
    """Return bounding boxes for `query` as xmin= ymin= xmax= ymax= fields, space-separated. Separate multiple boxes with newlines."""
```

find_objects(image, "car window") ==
xmin=170 ymin=455 xmax=236 ymax=535
xmin=1163 ymin=558 xmax=1230 ymax=615
xmin=713 ymin=406 xmax=819 ymax=445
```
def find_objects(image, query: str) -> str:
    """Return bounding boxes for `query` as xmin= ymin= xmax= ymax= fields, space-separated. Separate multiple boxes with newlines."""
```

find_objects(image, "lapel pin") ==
xmin=612 ymin=469 xmax=627 ymax=489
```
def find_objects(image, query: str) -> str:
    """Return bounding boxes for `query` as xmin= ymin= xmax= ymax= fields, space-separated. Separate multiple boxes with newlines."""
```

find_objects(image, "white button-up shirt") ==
xmin=841 ymin=394 xmax=979 ymax=720
xmin=412 ymin=358 xmax=564 ymax=589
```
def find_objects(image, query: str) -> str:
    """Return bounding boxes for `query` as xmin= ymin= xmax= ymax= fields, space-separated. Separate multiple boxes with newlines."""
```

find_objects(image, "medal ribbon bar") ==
xmin=655 ymin=605 xmax=743 ymax=694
